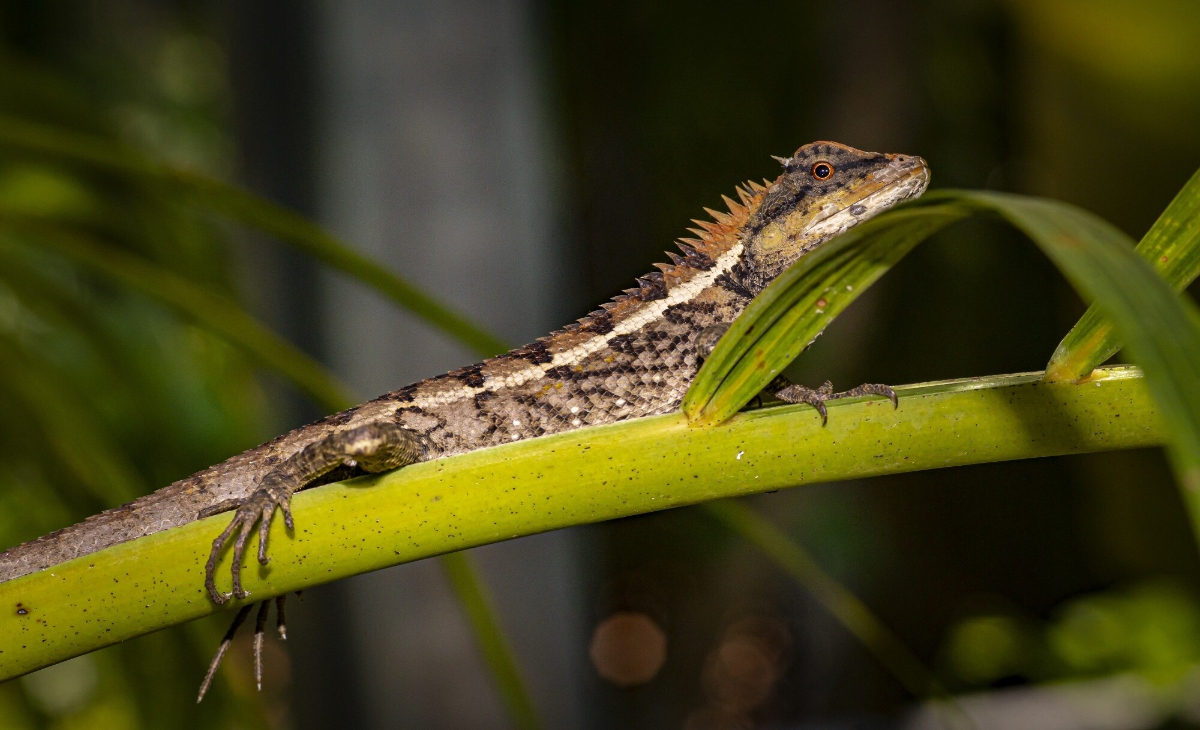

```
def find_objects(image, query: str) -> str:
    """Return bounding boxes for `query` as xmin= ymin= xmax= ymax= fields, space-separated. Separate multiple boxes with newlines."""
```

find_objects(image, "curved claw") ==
xmin=258 ymin=502 xmax=275 ymax=565
xmin=281 ymin=496 xmax=294 ymax=531
xmin=205 ymin=519 xmax=240 ymax=605
xmin=844 ymin=383 xmax=897 ymax=410
xmin=205 ymin=491 xmax=287 ymax=604
xmin=773 ymin=380 xmax=897 ymax=428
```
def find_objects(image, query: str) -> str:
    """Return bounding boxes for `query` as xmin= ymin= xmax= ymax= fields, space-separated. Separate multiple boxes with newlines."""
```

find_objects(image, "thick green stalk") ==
xmin=0 ymin=366 xmax=1161 ymax=680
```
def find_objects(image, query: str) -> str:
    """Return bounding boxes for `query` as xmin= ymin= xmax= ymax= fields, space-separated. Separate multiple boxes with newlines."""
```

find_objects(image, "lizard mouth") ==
xmin=800 ymin=154 xmax=931 ymax=241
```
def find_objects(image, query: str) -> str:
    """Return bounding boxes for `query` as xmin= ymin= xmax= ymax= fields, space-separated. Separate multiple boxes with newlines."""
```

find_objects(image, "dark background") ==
xmin=2 ymin=1 xmax=1200 ymax=728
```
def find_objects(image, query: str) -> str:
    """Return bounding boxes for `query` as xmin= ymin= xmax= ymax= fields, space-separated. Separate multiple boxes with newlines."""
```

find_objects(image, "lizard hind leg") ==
xmin=204 ymin=421 xmax=427 ymax=605
xmin=197 ymin=603 xmax=253 ymax=702
xmin=196 ymin=597 xmax=283 ymax=701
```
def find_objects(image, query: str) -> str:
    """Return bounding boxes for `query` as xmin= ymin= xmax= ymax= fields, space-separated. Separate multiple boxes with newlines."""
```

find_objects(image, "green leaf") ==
xmin=0 ymin=114 xmax=510 ymax=358
xmin=0 ymin=247 xmax=155 ymax=393
xmin=683 ymin=206 xmax=970 ymax=426
xmin=0 ymin=339 xmax=143 ymax=506
xmin=689 ymin=190 xmax=1200 ymax=495
xmin=1046 ymin=166 xmax=1200 ymax=382
xmin=1 ymin=220 xmax=356 ymax=412
xmin=170 ymin=172 xmax=511 ymax=358
xmin=944 ymin=191 xmax=1200 ymax=489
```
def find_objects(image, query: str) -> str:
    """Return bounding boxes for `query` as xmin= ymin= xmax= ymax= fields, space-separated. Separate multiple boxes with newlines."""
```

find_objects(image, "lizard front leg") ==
xmin=204 ymin=421 xmax=428 ymax=604
xmin=768 ymin=377 xmax=897 ymax=426
xmin=694 ymin=323 xmax=896 ymax=424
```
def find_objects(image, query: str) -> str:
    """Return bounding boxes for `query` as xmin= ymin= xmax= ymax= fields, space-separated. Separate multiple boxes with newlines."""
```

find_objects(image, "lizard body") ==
xmin=0 ymin=141 xmax=928 ymax=613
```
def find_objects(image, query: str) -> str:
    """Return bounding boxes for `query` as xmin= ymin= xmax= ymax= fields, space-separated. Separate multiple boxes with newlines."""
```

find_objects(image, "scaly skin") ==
xmin=0 ymin=141 xmax=929 ymax=601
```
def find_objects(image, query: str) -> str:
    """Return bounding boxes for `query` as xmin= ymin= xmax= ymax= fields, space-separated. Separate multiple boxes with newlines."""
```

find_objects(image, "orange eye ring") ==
xmin=811 ymin=162 xmax=834 ymax=180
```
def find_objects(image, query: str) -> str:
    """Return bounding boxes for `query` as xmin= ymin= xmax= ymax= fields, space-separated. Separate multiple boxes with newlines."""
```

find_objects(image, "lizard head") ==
xmin=742 ymin=141 xmax=929 ymax=282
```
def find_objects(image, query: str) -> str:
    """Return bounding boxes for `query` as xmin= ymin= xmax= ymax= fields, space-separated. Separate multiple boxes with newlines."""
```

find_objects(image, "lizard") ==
xmin=0 ymin=141 xmax=929 ymax=699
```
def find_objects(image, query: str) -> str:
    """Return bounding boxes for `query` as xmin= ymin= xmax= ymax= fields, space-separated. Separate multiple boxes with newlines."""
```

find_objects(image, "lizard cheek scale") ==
xmin=0 ymin=140 xmax=929 ymax=700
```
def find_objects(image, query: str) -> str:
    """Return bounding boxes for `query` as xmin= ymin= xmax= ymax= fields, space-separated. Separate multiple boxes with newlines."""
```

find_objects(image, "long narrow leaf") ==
xmin=684 ymin=207 xmax=970 ymax=425
xmin=0 ymin=114 xmax=509 ymax=358
xmin=703 ymin=500 xmax=944 ymax=698
xmin=0 ymin=250 xmax=127 ymax=378
xmin=689 ymin=189 xmax=1200 ymax=496
xmin=170 ymin=172 xmax=510 ymax=358
xmin=441 ymin=552 xmax=542 ymax=730
xmin=1046 ymin=167 xmax=1200 ymax=381
xmin=0 ymin=340 xmax=143 ymax=505
xmin=2 ymin=221 xmax=355 ymax=412
xmin=945 ymin=191 xmax=1200 ymax=489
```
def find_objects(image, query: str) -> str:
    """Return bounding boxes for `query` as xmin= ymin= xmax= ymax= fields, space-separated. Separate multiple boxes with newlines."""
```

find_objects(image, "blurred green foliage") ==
xmin=0 ymin=12 xmax=274 ymax=729
xmin=943 ymin=582 xmax=1200 ymax=687
xmin=1 ymin=0 xmax=1200 ymax=727
xmin=548 ymin=0 xmax=1200 ymax=726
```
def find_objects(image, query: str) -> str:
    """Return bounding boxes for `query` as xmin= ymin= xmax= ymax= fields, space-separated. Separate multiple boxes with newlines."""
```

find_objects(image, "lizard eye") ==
xmin=811 ymin=162 xmax=834 ymax=180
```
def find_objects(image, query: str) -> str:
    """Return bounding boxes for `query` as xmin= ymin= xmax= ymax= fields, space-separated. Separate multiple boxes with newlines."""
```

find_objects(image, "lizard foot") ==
xmin=203 ymin=422 xmax=428 ymax=604
xmin=204 ymin=485 xmax=293 ymax=604
xmin=197 ymin=595 xmax=289 ymax=702
xmin=773 ymin=379 xmax=897 ymax=426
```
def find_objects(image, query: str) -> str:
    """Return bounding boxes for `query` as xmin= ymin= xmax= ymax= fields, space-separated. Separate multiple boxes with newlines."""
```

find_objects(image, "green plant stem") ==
xmin=441 ymin=552 xmax=542 ymax=730
xmin=706 ymin=501 xmax=977 ymax=730
xmin=0 ymin=366 xmax=1161 ymax=680
xmin=703 ymin=500 xmax=943 ymax=699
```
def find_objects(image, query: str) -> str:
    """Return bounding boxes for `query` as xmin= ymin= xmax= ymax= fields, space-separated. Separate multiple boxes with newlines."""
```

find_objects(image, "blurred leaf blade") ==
xmin=441 ymin=552 xmax=542 ymax=730
xmin=0 ymin=339 xmax=143 ymax=506
xmin=704 ymin=500 xmax=946 ymax=699
xmin=0 ymin=113 xmax=510 ymax=358
xmin=2 ymin=219 xmax=355 ymax=412
xmin=1046 ymin=166 xmax=1200 ymax=381
xmin=171 ymin=172 xmax=511 ymax=358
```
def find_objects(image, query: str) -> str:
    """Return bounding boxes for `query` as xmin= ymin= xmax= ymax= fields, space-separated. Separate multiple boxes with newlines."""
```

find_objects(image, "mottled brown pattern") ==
xmin=0 ymin=142 xmax=929 ymax=583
